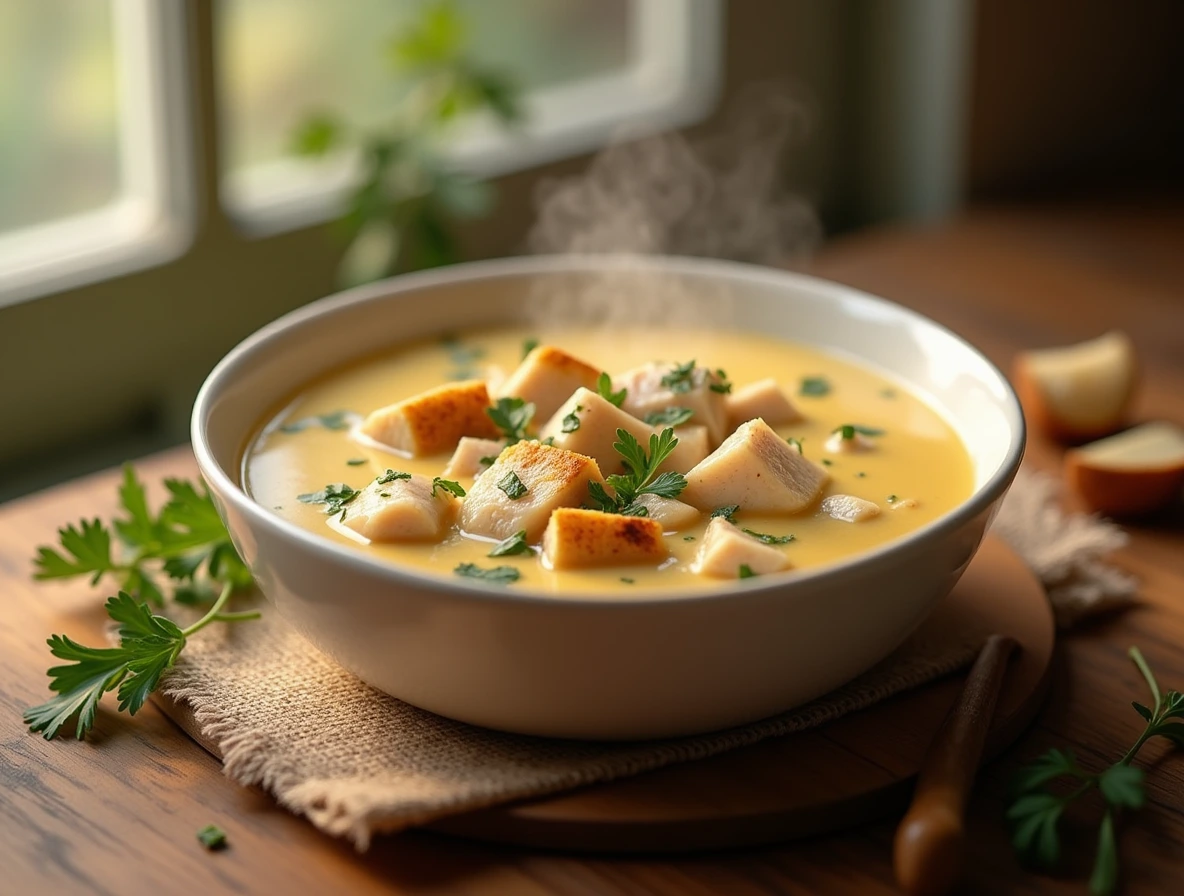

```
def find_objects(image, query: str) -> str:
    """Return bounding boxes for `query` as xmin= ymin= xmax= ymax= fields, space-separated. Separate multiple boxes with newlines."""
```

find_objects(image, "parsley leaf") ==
xmin=497 ymin=471 xmax=528 ymax=499
xmin=431 ymin=477 xmax=466 ymax=498
xmin=280 ymin=409 xmax=357 ymax=433
xmin=197 ymin=824 xmax=228 ymax=851
xmin=834 ymin=424 xmax=885 ymax=440
xmin=786 ymin=437 xmax=804 ymax=454
xmin=709 ymin=368 xmax=732 ymax=394
xmin=591 ymin=428 xmax=687 ymax=513
xmin=799 ymin=376 xmax=830 ymax=397
xmin=488 ymin=530 xmax=532 ymax=557
xmin=660 ymin=360 xmax=697 ymax=394
xmin=561 ymin=410 xmax=581 ymax=433
xmin=298 ymin=483 xmax=360 ymax=516
xmin=742 ymin=528 xmax=795 ymax=545
xmin=376 ymin=469 xmax=411 ymax=484
xmin=711 ymin=505 xmax=739 ymax=522
xmin=454 ymin=563 xmax=521 ymax=585
xmin=478 ymin=455 xmax=498 ymax=468
xmin=346 ymin=458 xmax=368 ymax=466
xmin=738 ymin=564 xmax=757 ymax=579
xmin=597 ymin=371 xmax=626 ymax=407
xmin=486 ymin=396 xmax=535 ymax=443
xmin=644 ymin=407 xmax=694 ymax=427
xmin=521 ymin=337 xmax=540 ymax=360
xmin=34 ymin=518 xmax=115 ymax=585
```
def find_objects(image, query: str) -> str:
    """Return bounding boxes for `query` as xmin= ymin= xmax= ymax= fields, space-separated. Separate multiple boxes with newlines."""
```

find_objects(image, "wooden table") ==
xmin=3 ymin=199 xmax=1183 ymax=894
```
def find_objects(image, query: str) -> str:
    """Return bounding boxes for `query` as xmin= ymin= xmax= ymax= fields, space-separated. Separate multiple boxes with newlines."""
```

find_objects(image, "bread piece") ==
xmin=361 ymin=380 xmax=499 ymax=456
xmin=542 ymin=508 xmax=667 ymax=570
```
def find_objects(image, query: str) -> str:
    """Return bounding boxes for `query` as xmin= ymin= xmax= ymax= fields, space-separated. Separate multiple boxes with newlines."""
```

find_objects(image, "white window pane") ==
xmin=0 ymin=0 xmax=121 ymax=232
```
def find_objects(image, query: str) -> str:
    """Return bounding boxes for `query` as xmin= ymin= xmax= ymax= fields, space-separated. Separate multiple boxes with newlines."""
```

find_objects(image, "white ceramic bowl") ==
xmin=192 ymin=255 xmax=1024 ymax=740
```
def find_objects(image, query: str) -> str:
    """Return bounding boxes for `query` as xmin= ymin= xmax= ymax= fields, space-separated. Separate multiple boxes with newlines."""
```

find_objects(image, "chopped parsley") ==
xmin=709 ymin=369 xmax=733 ymax=394
xmin=587 ymin=428 xmax=687 ymax=514
xmin=561 ymin=409 xmax=581 ymax=433
xmin=280 ymin=409 xmax=356 ymax=433
xmin=738 ymin=564 xmax=757 ymax=579
xmin=798 ymin=376 xmax=831 ymax=398
xmin=196 ymin=824 xmax=228 ymax=851
xmin=660 ymin=360 xmax=697 ymax=394
xmin=297 ymin=483 xmax=360 ymax=516
xmin=486 ymin=396 xmax=535 ymax=443
xmin=488 ymin=530 xmax=532 ymax=557
xmin=644 ymin=406 xmax=694 ymax=427
xmin=821 ymin=458 xmax=834 ymax=466
xmin=742 ymin=528 xmax=795 ymax=545
xmin=887 ymin=494 xmax=898 ymax=504
xmin=454 ymin=563 xmax=521 ymax=585
xmin=597 ymin=371 xmax=626 ymax=407
xmin=497 ymin=471 xmax=528 ymax=500
xmin=431 ymin=477 xmax=466 ymax=498
xmin=620 ymin=577 xmax=635 ymax=584
xmin=786 ymin=437 xmax=804 ymax=454
xmin=683 ymin=535 xmax=696 ymax=541
xmin=346 ymin=458 xmax=367 ymax=466
xmin=856 ymin=471 xmax=867 ymax=478
xmin=521 ymin=337 xmax=540 ymax=360
xmin=478 ymin=455 xmax=498 ymax=468
xmin=834 ymin=424 xmax=886 ymax=440
xmin=376 ymin=469 xmax=412 ymax=485
xmin=711 ymin=504 xmax=739 ymax=522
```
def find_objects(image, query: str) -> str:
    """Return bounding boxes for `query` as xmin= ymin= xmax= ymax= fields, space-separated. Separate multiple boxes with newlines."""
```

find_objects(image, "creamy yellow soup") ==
xmin=243 ymin=327 xmax=974 ymax=595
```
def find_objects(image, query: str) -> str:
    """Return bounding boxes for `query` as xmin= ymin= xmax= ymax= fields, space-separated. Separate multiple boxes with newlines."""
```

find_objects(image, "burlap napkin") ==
xmin=155 ymin=468 xmax=1136 ymax=848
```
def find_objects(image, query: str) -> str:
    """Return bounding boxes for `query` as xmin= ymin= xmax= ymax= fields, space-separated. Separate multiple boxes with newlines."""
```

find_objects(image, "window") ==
xmin=0 ymin=0 xmax=192 ymax=308
xmin=217 ymin=0 xmax=720 ymax=234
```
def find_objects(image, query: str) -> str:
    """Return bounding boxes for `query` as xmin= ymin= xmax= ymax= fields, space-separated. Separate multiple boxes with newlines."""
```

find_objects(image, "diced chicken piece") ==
xmin=361 ymin=380 xmax=499 ymax=457
xmin=442 ymin=437 xmax=505 ymax=479
xmin=632 ymin=493 xmax=701 ymax=530
xmin=542 ymin=508 xmax=668 ymax=570
xmin=614 ymin=362 xmax=730 ymax=446
xmin=820 ymin=494 xmax=882 ymax=523
xmin=825 ymin=429 xmax=877 ymax=454
xmin=659 ymin=424 xmax=710 ymax=474
xmin=460 ymin=441 xmax=605 ymax=542
xmin=681 ymin=418 xmax=829 ymax=514
xmin=340 ymin=475 xmax=459 ymax=542
xmin=725 ymin=378 xmax=802 ymax=430
xmin=889 ymin=497 xmax=919 ymax=511
xmin=496 ymin=345 xmax=602 ymax=423
xmin=690 ymin=516 xmax=792 ymax=579
xmin=539 ymin=388 xmax=655 ymax=475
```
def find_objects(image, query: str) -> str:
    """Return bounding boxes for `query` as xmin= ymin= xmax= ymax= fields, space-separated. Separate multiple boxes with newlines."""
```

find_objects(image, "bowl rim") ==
xmin=191 ymin=253 xmax=1026 ymax=609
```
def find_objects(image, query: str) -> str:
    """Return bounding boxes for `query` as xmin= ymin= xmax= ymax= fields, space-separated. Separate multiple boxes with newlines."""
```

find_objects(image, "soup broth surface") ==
xmin=244 ymin=327 xmax=975 ymax=596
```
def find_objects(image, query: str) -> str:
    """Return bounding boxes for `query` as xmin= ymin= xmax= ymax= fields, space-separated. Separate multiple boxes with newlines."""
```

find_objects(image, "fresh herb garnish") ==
xmin=586 ymin=428 xmax=687 ymax=513
xmin=856 ymin=471 xmax=867 ymax=478
xmin=521 ymin=337 xmax=540 ymax=360
xmin=799 ymin=376 xmax=831 ymax=397
xmin=279 ymin=409 xmax=356 ymax=433
xmin=709 ymin=368 xmax=732 ymax=394
xmin=834 ymin=424 xmax=885 ymax=440
xmin=298 ymin=483 xmax=361 ymax=516
xmin=620 ymin=577 xmax=635 ymax=584
xmin=738 ymin=564 xmax=757 ymax=579
xmin=488 ymin=530 xmax=532 ymax=557
xmin=1007 ymin=647 xmax=1182 ymax=895
xmin=486 ymin=396 xmax=535 ymax=443
xmin=497 ymin=471 xmax=528 ymax=500
xmin=431 ymin=477 xmax=466 ymax=498
xmin=742 ymin=528 xmax=795 ymax=545
xmin=376 ymin=469 xmax=412 ymax=485
xmin=644 ymin=407 xmax=694 ymax=427
xmin=478 ymin=455 xmax=498 ymax=468
xmin=597 ymin=371 xmax=626 ymax=407
xmin=887 ymin=494 xmax=898 ymax=503
xmin=660 ymin=360 xmax=697 ymax=394
xmin=197 ymin=824 xmax=228 ymax=851
xmin=683 ymin=535 xmax=695 ymax=541
xmin=821 ymin=458 xmax=834 ymax=466
xmin=711 ymin=504 xmax=739 ymax=522
xmin=454 ymin=563 xmax=521 ymax=585
xmin=561 ymin=409 xmax=581 ymax=433
xmin=786 ymin=437 xmax=804 ymax=454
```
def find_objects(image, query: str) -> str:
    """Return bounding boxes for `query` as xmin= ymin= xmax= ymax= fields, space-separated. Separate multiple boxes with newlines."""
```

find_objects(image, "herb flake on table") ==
xmin=197 ymin=824 xmax=228 ymax=851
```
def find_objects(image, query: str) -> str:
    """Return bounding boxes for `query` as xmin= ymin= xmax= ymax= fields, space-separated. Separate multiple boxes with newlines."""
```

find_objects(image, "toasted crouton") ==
xmin=497 ymin=345 xmax=602 ymax=423
xmin=442 ymin=437 xmax=505 ymax=479
xmin=542 ymin=508 xmax=668 ymax=570
xmin=361 ymin=380 xmax=499 ymax=457
xmin=725 ymin=378 xmax=802 ymax=430
xmin=681 ymin=418 xmax=829 ymax=514
xmin=339 ymin=474 xmax=459 ymax=542
xmin=690 ymin=517 xmax=792 ymax=578
xmin=539 ymin=387 xmax=655 ymax=474
xmin=460 ymin=441 xmax=605 ymax=541
xmin=614 ymin=362 xmax=731 ymax=446
xmin=820 ymin=494 xmax=881 ymax=522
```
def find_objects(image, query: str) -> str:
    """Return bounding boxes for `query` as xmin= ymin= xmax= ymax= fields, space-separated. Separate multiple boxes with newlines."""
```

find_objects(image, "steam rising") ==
xmin=525 ymin=85 xmax=820 ymax=327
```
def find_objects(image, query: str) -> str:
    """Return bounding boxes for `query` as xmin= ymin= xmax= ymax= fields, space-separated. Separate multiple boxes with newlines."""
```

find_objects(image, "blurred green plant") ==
xmin=291 ymin=2 xmax=522 ymax=286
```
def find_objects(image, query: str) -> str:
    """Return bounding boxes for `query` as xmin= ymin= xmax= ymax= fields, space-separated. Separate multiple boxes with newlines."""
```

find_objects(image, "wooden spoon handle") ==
xmin=893 ymin=634 xmax=1019 ymax=896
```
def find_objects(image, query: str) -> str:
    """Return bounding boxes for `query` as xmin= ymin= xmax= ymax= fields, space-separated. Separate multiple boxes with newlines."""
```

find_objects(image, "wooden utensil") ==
xmin=893 ymin=634 xmax=1019 ymax=896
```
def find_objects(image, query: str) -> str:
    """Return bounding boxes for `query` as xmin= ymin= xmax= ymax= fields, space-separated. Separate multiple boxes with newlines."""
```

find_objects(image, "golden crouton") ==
xmin=542 ymin=508 xmax=668 ymax=570
xmin=361 ymin=380 xmax=499 ymax=457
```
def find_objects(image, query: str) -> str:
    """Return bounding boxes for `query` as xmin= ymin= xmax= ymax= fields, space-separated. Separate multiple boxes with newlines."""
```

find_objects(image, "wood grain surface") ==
xmin=3 ymin=199 xmax=1183 ymax=894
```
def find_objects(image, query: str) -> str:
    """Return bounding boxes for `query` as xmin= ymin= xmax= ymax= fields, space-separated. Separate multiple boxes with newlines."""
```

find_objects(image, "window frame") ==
xmin=0 ymin=0 xmax=195 ymax=310
xmin=219 ymin=0 xmax=722 ymax=237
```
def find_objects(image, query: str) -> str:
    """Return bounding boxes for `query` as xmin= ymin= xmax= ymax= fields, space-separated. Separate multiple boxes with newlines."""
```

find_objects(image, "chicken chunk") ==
xmin=339 ymin=474 xmax=459 ymax=542
xmin=725 ymin=378 xmax=802 ymax=430
xmin=680 ymin=418 xmax=829 ymax=514
xmin=542 ymin=508 xmax=668 ymax=570
xmin=820 ymin=494 xmax=882 ymax=523
xmin=539 ymin=387 xmax=655 ymax=475
xmin=361 ymin=380 xmax=499 ymax=457
xmin=459 ymin=441 xmax=605 ymax=542
xmin=496 ymin=345 xmax=602 ymax=423
xmin=659 ymin=423 xmax=710 ymax=474
xmin=690 ymin=516 xmax=792 ymax=579
xmin=614 ymin=362 xmax=730 ymax=446
xmin=442 ymin=437 xmax=505 ymax=479
xmin=631 ymin=493 xmax=701 ymax=530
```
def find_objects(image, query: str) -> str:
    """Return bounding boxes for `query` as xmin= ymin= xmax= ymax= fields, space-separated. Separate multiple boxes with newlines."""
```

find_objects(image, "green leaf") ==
xmin=1007 ymin=792 xmax=1065 ymax=868
xmin=488 ymin=530 xmax=532 ymax=558
xmin=786 ymin=437 xmax=804 ymax=454
xmin=1162 ymin=690 xmax=1184 ymax=719
xmin=297 ymin=483 xmax=360 ymax=516
xmin=1132 ymin=701 xmax=1154 ymax=722
xmin=1098 ymin=764 xmax=1144 ymax=810
xmin=644 ymin=407 xmax=694 ymax=427
xmin=33 ymin=519 xmax=115 ymax=585
xmin=1010 ymin=748 xmax=1084 ymax=795
xmin=1129 ymin=646 xmax=1162 ymax=709
xmin=486 ymin=397 xmax=535 ymax=443
xmin=1149 ymin=720 xmax=1184 ymax=746
xmin=711 ymin=505 xmax=739 ymax=522
xmin=453 ymin=563 xmax=520 ymax=585
xmin=596 ymin=372 xmax=626 ymax=407
xmin=114 ymin=465 xmax=157 ymax=547
xmin=291 ymin=112 xmax=341 ymax=157
xmin=473 ymin=71 xmax=523 ymax=123
xmin=197 ymin=824 xmax=228 ymax=851
xmin=561 ymin=411 xmax=581 ymax=433
xmin=1088 ymin=811 xmax=1118 ymax=896
xmin=496 ymin=471 xmax=527 ymax=500
xmin=742 ymin=528 xmax=795 ymax=545
xmin=121 ymin=567 xmax=165 ymax=607
xmin=638 ymin=471 xmax=687 ymax=500
xmin=799 ymin=376 xmax=830 ymax=397
xmin=660 ymin=360 xmax=697 ymax=394
xmin=738 ymin=564 xmax=757 ymax=579
xmin=431 ymin=477 xmax=466 ymax=498
xmin=521 ymin=338 xmax=539 ymax=360
xmin=833 ymin=424 xmax=885 ymax=440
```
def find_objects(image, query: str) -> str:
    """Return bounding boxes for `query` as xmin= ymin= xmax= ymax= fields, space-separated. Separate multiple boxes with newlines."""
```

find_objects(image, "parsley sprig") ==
xmin=25 ymin=468 xmax=258 ymax=740
xmin=486 ymin=396 xmax=535 ymax=443
xmin=588 ymin=428 xmax=687 ymax=515
xmin=1007 ymin=647 xmax=1182 ymax=894
xmin=597 ymin=372 xmax=626 ymax=407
